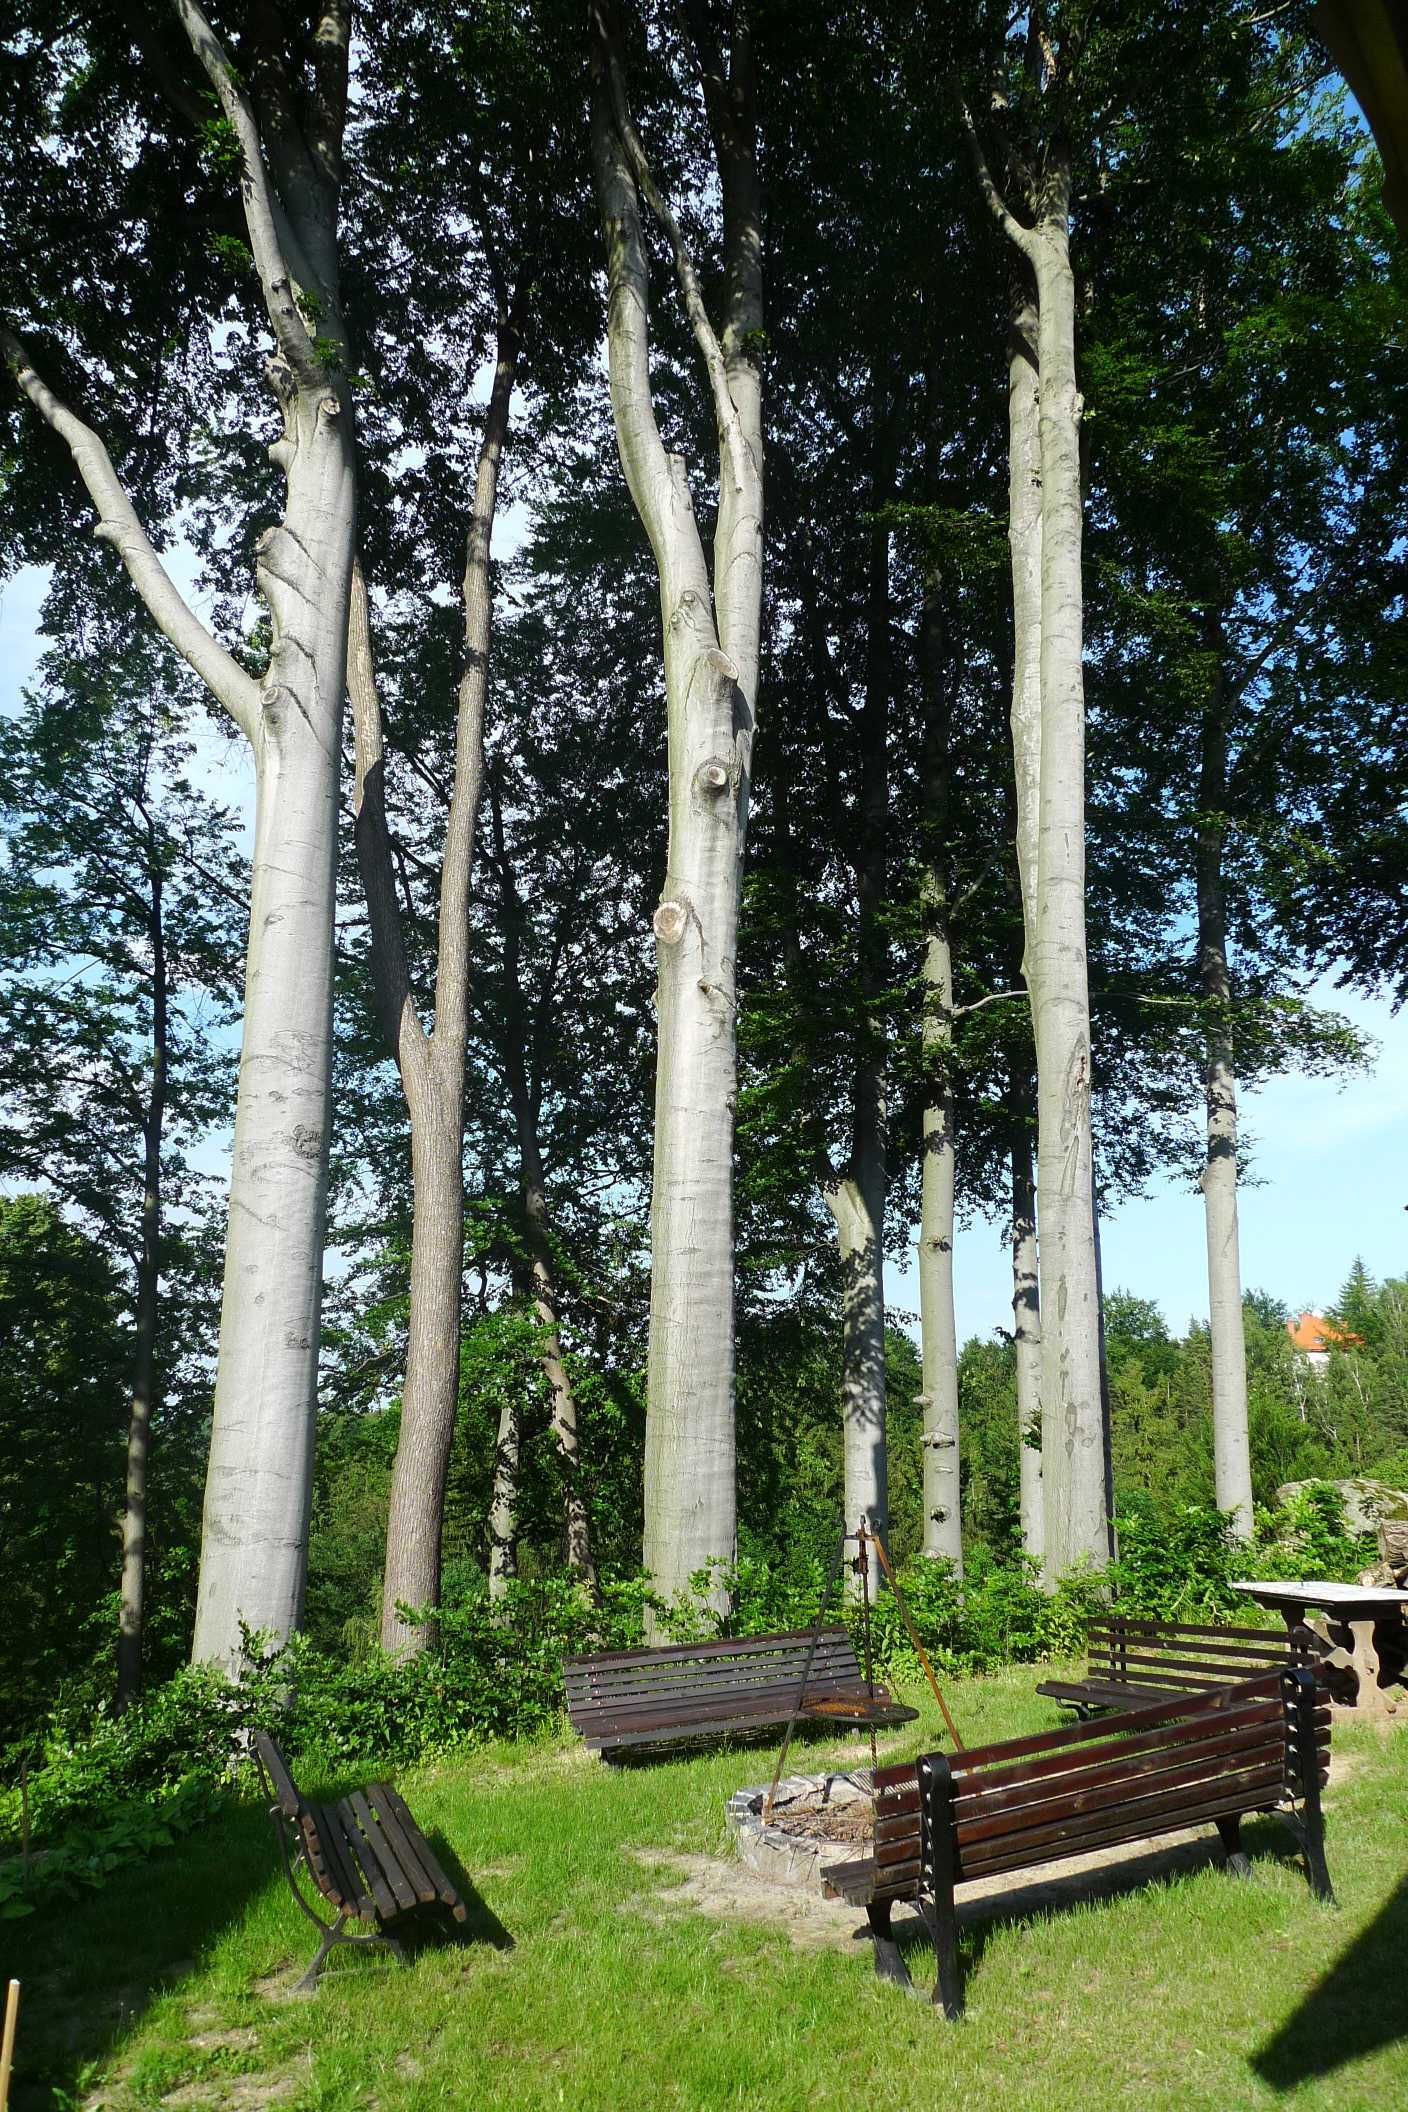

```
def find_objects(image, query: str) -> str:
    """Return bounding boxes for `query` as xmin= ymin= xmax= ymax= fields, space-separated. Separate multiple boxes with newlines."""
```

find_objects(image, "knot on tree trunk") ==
xmin=653 ymin=899 xmax=688 ymax=944
xmin=694 ymin=755 xmax=730 ymax=796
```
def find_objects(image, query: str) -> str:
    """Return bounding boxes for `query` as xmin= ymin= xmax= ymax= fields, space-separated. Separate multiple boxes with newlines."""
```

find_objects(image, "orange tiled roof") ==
xmin=1287 ymin=1312 xmax=1364 ymax=1354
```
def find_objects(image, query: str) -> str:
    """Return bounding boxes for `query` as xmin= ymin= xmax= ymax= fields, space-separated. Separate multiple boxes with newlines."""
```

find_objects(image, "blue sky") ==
xmin=5 ymin=559 xmax=1404 ymax=1344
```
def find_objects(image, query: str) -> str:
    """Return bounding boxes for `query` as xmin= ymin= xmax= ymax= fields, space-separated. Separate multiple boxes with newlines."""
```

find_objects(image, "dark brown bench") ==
xmin=826 ymin=1668 xmax=1332 ymax=2016
xmin=564 ymin=1627 xmax=895 ymax=1757
xmin=253 ymin=1732 xmax=467 ymax=1989
xmin=1035 ymin=1615 xmax=1322 ymax=1718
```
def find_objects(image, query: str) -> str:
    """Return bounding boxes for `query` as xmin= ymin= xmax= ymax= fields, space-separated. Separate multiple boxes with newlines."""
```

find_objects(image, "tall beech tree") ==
xmin=589 ymin=0 xmax=764 ymax=1620
xmin=959 ymin=12 xmax=1108 ymax=1578
xmin=4 ymin=1 xmax=357 ymax=1663
xmin=339 ymin=3 xmax=599 ymax=1646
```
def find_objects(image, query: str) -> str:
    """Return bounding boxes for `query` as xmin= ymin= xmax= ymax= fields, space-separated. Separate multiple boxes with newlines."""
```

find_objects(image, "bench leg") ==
xmin=293 ymin=1913 xmax=405 ymax=1994
xmin=920 ymin=1754 xmax=965 ymax=2019
xmin=1282 ymin=1668 xmax=1336 ymax=1905
xmin=1216 ymin=1815 xmax=1251 ymax=1877
xmin=919 ymin=1890 xmax=963 ymax=2020
xmin=865 ymin=1901 xmax=914 ymax=1993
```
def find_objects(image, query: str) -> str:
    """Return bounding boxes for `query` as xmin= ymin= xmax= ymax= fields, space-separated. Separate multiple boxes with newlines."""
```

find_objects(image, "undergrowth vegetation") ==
xmin=1 ymin=1485 xmax=1374 ymax=1921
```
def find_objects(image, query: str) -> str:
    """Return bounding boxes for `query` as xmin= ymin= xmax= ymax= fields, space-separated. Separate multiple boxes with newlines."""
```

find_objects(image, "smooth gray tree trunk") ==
xmin=1028 ymin=200 xmax=1107 ymax=1579
xmin=354 ymin=309 xmax=518 ymax=1651
xmin=963 ymin=112 xmax=1108 ymax=1579
xmin=591 ymin=9 xmax=762 ymax=1626
xmin=1010 ymin=1093 xmax=1044 ymax=1566
xmin=827 ymin=1172 xmax=889 ymax=1591
xmin=916 ymin=566 xmax=962 ymax=1570
xmin=1197 ymin=662 xmax=1254 ymax=1536
xmin=9 ymin=3 xmax=358 ymax=1667
xmin=1006 ymin=284 xmax=1045 ymax=1571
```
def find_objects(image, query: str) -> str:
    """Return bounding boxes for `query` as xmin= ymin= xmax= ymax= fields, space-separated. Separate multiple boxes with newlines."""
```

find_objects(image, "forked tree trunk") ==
xmin=9 ymin=3 xmax=358 ymax=1668
xmin=1197 ymin=661 xmax=1253 ymax=1535
xmin=359 ymin=317 xmax=517 ymax=1651
xmin=117 ymin=860 xmax=166 ymax=1710
xmin=965 ymin=102 xmax=1108 ymax=1581
xmin=1010 ymin=1090 xmax=1043 ymax=1566
xmin=591 ymin=7 xmax=762 ymax=1626
xmin=916 ymin=566 xmax=962 ymax=1571
xmin=195 ymin=380 xmax=355 ymax=1658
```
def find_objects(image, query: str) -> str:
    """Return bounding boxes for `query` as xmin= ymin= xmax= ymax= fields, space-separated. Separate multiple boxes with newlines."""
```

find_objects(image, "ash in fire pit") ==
xmin=726 ymin=1773 xmax=874 ymax=1894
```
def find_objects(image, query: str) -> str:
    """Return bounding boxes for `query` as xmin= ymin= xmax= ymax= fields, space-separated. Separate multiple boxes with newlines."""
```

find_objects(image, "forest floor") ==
xmin=11 ymin=1664 xmax=1408 ymax=2111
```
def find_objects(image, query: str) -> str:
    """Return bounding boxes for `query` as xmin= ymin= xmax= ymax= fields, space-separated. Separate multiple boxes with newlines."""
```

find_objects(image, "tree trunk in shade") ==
xmin=117 ymin=854 xmax=167 ymax=1709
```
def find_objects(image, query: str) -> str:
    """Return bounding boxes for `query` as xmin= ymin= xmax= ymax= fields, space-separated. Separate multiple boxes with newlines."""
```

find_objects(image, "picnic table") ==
xmin=1233 ymin=1580 xmax=1408 ymax=1725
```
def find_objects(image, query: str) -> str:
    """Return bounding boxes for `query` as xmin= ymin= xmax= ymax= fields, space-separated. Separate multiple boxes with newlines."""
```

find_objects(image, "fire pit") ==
xmin=726 ymin=1771 xmax=874 ymax=1894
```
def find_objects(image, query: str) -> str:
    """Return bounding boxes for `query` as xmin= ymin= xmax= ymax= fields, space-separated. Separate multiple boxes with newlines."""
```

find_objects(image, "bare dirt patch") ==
xmin=160 ymin=2076 xmax=294 ymax=2109
xmin=633 ymin=1813 xmax=1284 ymax=1957
xmin=187 ymin=2028 xmax=260 ymax=2054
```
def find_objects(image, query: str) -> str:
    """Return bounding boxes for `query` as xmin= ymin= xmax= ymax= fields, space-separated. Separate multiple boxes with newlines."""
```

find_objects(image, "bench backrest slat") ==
xmin=870 ymin=1671 xmax=1327 ymax=1899
xmin=564 ymin=1626 xmax=866 ymax=1747
xmin=253 ymin=1731 xmax=304 ymax=1821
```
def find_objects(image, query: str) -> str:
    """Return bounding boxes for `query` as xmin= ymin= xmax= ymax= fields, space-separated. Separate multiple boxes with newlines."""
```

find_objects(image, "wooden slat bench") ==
xmin=826 ymin=1668 xmax=1333 ymax=2016
xmin=1035 ymin=1615 xmax=1323 ymax=1718
xmin=564 ymin=1627 xmax=895 ymax=1757
xmin=253 ymin=1733 xmax=468 ymax=1989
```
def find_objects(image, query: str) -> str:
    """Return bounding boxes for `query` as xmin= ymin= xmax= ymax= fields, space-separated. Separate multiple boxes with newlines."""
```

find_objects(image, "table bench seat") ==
xmin=1035 ymin=1615 xmax=1322 ymax=1718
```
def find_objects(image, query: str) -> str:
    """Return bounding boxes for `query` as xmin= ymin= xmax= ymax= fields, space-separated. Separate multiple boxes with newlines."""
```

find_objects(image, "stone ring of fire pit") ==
xmin=726 ymin=1772 xmax=875 ymax=1895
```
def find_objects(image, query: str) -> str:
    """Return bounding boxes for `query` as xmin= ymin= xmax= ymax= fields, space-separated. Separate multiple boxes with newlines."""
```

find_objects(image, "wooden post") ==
xmin=1283 ymin=1667 xmax=1335 ymax=1903
xmin=0 ymin=1979 xmax=20 ymax=2112
xmin=919 ymin=1753 xmax=964 ymax=2018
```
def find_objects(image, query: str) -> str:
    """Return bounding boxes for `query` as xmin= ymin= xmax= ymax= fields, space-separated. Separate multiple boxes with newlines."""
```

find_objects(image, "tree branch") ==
xmin=957 ymin=94 xmax=1038 ymax=258
xmin=2 ymin=328 xmax=262 ymax=744
xmin=348 ymin=557 xmax=429 ymax=1091
xmin=597 ymin=9 xmax=751 ymax=496
xmin=170 ymin=0 xmax=325 ymax=383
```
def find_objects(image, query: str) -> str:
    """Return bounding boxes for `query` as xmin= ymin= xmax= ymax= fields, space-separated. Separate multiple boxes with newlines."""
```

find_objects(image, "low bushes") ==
xmin=1 ymin=1488 xmax=1374 ymax=1916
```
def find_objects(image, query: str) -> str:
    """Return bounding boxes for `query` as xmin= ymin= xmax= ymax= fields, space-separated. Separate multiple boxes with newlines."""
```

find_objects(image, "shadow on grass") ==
xmin=885 ymin=1813 xmax=1315 ymax=2007
xmin=1251 ymin=1874 xmax=1408 ymax=2091
xmin=422 ymin=1827 xmax=514 ymax=1953
xmin=12 ymin=1796 xmax=274 ymax=2112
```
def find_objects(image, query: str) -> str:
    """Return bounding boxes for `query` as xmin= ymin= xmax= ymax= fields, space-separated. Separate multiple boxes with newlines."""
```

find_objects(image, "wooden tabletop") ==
xmin=1233 ymin=1580 xmax=1408 ymax=1616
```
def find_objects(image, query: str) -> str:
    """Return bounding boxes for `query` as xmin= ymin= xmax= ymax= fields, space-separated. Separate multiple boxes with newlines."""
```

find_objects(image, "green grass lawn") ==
xmin=9 ymin=1667 xmax=1408 ymax=2111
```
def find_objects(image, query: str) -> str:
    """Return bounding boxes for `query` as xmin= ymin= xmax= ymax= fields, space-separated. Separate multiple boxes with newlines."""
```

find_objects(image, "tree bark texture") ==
xmin=1005 ymin=284 xmax=1045 ymax=1574
xmin=359 ymin=317 xmax=518 ymax=1651
xmin=486 ymin=1381 xmax=522 ymax=1602
xmin=591 ymin=7 xmax=763 ymax=1625
xmin=195 ymin=375 xmax=355 ymax=1661
xmin=1010 ymin=1088 xmax=1044 ymax=1567
xmin=1007 ymin=275 xmax=1043 ymax=961
xmin=962 ymin=83 xmax=1109 ymax=1581
xmin=916 ymin=566 xmax=962 ymax=1571
xmin=7 ymin=5 xmax=358 ymax=1667
xmin=116 ymin=856 xmax=166 ymax=1710
xmin=1027 ymin=197 xmax=1107 ymax=1579
xmin=1197 ymin=661 xmax=1254 ymax=1536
